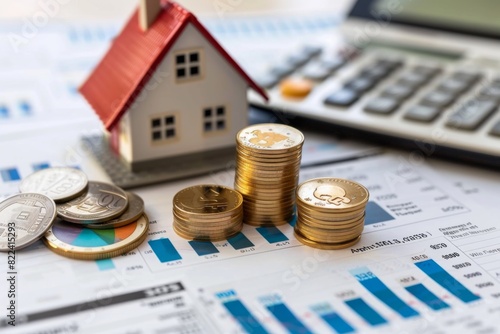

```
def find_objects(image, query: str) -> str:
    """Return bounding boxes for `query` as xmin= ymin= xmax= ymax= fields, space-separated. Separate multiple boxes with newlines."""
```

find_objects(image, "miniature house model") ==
xmin=80 ymin=0 xmax=267 ymax=172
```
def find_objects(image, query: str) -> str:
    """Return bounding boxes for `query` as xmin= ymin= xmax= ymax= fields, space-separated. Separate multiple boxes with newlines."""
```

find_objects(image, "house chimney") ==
xmin=139 ymin=0 xmax=162 ymax=31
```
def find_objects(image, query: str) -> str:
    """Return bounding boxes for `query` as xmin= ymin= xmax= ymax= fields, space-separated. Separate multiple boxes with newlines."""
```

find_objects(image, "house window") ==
xmin=175 ymin=50 xmax=202 ymax=81
xmin=151 ymin=114 xmax=177 ymax=142
xmin=203 ymin=106 xmax=227 ymax=133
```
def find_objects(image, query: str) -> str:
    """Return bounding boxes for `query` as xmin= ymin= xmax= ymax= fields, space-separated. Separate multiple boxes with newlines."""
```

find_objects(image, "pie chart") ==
xmin=52 ymin=220 xmax=137 ymax=247
xmin=44 ymin=215 xmax=149 ymax=260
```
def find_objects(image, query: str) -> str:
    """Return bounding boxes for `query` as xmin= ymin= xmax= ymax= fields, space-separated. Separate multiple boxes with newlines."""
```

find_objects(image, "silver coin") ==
xmin=85 ymin=192 xmax=144 ymax=229
xmin=19 ymin=167 xmax=88 ymax=202
xmin=57 ymin=181 xmax=128 ymax=224
xmin=0 ymin=193 xmax=56 ymax=251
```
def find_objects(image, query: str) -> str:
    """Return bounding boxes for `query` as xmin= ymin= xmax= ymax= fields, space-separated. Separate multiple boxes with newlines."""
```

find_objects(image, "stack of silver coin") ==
xmin=0 ymin=167 xmax=145 ymax=255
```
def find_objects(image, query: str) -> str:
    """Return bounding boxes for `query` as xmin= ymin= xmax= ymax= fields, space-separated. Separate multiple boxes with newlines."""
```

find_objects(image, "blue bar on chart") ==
xmin=216 ymin=290 xmax=269 ymax=334
xmin=0 ymin=168 xmax=21 ymax=182
xmin=350 ymin=267 xmax=419 ymax=318
xmin=310 ymin=303 xmax=355 ymax=334
xmin=405 ymin=283 xmax=450 ymax=311
xmin=227 ymin=233 xmax=254 ymax=250
xmin=32 ymin=162 xmax=50 ymax=171
xmin=344 ymin=298 xmax=387 ymax=326
xmin=256 ymin=226 xmax=288 ymax=244
xmin=96 ymin=258 xmax=115 ymax=271
xmin=288 ymin=213 xmax=297 ymax=227
xmin=19 ymin=100 xmax=32 ymax=115
xmin=0 ymin=105 xmax=8 ymax=118
xmin=188 ymin=240 xmax=219 ymax=256
xmin=148 ymin=238 xmax=182 ymax=263
xmin=364 ymin=202 xmax=394 ymax=225
xmin=415 ymin=259 xmax=480 ymax=303
xmin=260 ymin=295 xmax=312 ymax=334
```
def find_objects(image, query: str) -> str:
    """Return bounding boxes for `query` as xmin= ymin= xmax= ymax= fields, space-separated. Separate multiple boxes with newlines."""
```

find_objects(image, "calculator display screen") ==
xmin=348 ymin=0 xmax=500 ymax=40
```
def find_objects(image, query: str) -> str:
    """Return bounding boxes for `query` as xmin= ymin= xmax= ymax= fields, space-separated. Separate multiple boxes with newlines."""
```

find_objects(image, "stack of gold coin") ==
xmin=295 ymin=178 xmax=369 ymax=249
xmin=173 ymin=185 xmax=243 ymax=241
xmin=235 ymin=123 xmax=304 ymax=226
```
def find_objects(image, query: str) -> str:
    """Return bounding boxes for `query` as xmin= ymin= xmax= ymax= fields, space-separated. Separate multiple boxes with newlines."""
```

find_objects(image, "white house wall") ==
xmin=123 ymin=23 xmax=248 ymax=163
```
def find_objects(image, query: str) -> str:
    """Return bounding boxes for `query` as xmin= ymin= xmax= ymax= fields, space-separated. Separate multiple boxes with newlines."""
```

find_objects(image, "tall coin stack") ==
xmin=295 ymin=178 xmax=369 ymax=249
xmin=235 ymin=123 xmax=304 ymax=226
xmin=173 ymin=185 xmax=243 ymax=241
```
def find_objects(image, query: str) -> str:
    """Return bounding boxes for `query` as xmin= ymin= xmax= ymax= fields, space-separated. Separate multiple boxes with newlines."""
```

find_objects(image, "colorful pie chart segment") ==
xmin=52 ymin=220 xmax=137 ymax=247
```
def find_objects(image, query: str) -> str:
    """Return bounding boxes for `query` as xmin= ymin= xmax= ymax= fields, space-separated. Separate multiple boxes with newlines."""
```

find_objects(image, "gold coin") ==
xmin=173 ymin=185 xmax=243 ymax=217
xmin=236 ymin=154 xmax=302 ymax=165
xmin=294 ymin=228 xmax=362 ymax=250
xmin=236 ymin=123 xmax=304 ymax=154
xmin=235 ymin=180 xmax=298 ymax=192
xmin=297 ymin=218 xmax=365 ymax=234
xmin=236 ymin=146 xmax=303 ymax=159
xmin=235 ymin=166 xmax=300 ymax=178
xmin=236 ymin=140 xmax=303 ymax=154
xmin=296 ymin=178 xmax=369 ymax=212
xmin=173 ymin=223 xmax=242 ymax=241
xmin=243 ymin=218 xmax=291 ymax=227
xmin=295 ymin=227 xmax=362 ymax=243
xmin=173 ymin=211 xmax=243 ymax=226
xmin=296 ymin=220 xmax=364 ymax=237
xmin=295 ymin=228 xmax=362 ymax=244
xmin=173 ymin=217 xmax=242 ymax=231
xmin=296 ymin=204 xmax=365 ymax=221
xmin=297 ymin=212 xmax=365 ymax=227
xmin=236 ymin=158 xmax=302 ymax=169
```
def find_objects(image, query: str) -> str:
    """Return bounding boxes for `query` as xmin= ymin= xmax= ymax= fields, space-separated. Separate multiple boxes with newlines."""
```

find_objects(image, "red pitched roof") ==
xmin=80 ymin=1 xmax=268 ymax=131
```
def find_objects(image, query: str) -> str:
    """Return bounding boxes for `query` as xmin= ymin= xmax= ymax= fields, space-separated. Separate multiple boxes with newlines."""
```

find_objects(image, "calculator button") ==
xmin=489 ymin=120 xmax=500 ymax=137
xmin=364 ymin=97 xmax=399 ymax=115
xmin=437 ymin=78 xmax=470 ymax=95
xmin=345 ymin=77 xmax=376 ymax=92
xmin=270 ymin=63 xmax=295 ymax=78
xmin=255 ymin=73 xmax=280 ymax=89
xmin=280 ymin=78 xmax=313 ymax=99
xmin=451 ymin=71 xmax=481 ymax=84
xmin=480 ymin=85 xmax=500 ymax=101
xmin=286 ymin=53 xmax=311 ymax=67
xmin=381 ymin=84 xmax=413 ymax=101
xmin=413 ymin=65 xmax=442 ymax=77
xmin=321 ymin=57 xmax=345 ymax=72
xmin=404 ymin=105 xmax=442 ymax=123
xmin=360 ymin=66 xmax=391 ymax=81
xmin=375 ymin=58 xmax=404 ymax=70
xmin=446 ymin=100 xmax=497 ymax=130
xmin=256 ymin=73 xmax=280 ymax=89
xmin=397 ymin=72 xmax=429 ymax=88
xmin=302 ymin=45 xmax=323 ymax=57
xmin=421 ymin=91 xmax=455 ymax=108
xmin=324 ymin=88 xmax=359 ymax=107
xmin=302 ymin=64 xmax=331 ymax=81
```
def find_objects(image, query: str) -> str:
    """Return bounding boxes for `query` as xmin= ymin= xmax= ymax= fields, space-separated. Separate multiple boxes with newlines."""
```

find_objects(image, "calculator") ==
xmin=248 ymin=0 xmax=500 ymax=167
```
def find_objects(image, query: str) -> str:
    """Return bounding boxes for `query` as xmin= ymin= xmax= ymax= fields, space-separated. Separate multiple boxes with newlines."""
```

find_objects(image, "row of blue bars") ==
xmin=149 ymin=225 xmax=290 ymax=262
xmin=0 ymin=162 xmax=50 ymax=182
xmin=148 ymin=202 xmax=396 ymax=263
xmin=216 ymin=259 xmax=480 ymax=333
xmin=0 ymin=101 xmax=32 ymax=119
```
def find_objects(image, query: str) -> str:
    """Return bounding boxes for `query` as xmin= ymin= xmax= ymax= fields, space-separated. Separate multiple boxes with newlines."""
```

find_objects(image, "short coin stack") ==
xmin=0 ymin=167 xmax=148 ymax=259
xmin=295 ymin=178 xmax=369 ymax=249
xmin=235 ymin=123 xmax=304 ymax=226
xmin=173 ymin=185 xmax=243 ymax=241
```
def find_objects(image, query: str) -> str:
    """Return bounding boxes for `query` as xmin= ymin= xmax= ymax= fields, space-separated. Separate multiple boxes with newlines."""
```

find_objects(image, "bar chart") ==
xmin=202 ymin=236 xmax=497 ymax=333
